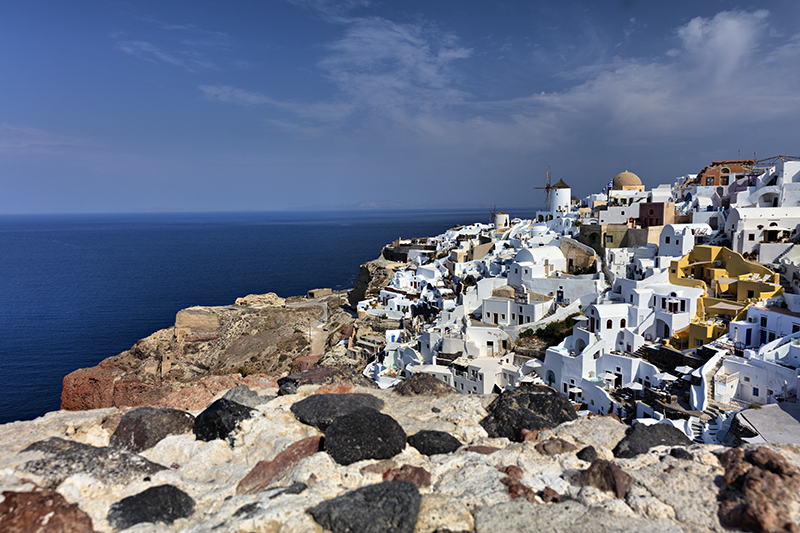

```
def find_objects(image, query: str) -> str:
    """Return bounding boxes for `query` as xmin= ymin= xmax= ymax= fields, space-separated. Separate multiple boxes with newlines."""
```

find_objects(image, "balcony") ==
xmin=715 ymin=372 xmax=739 ymax=385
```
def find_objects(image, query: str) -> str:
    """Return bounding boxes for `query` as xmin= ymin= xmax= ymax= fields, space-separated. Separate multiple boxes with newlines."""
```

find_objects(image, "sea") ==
xmin=0 ymin=208 xmax=541 ymax=425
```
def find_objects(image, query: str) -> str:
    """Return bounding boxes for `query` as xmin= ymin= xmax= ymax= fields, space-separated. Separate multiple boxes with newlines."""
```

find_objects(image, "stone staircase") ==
xmin=689 ymin=416 xmax=706 ymax=444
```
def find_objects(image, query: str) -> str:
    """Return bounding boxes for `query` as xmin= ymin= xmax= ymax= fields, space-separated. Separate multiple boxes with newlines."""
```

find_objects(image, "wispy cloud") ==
xmin=0 ymin=123 xmax=90 ymax=155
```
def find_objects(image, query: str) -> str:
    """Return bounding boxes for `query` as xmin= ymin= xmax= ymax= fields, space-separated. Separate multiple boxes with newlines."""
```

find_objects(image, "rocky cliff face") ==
xmin=347 ymin=256 xmax=395 ymax=308
xmin=4 ymin=372 xmax=799 ymax=532
xmin=61 ymin=293 xmax=355 ymax=411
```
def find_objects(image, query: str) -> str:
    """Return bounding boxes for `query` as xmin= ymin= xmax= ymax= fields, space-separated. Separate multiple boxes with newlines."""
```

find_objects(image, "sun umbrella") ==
xmin=623 ymin=382 xmax=644 ymax=391
xmin=675 ymin=365 xmax=694 ymax=374
xmin=654 ymin=372 xmax=678 ymax=381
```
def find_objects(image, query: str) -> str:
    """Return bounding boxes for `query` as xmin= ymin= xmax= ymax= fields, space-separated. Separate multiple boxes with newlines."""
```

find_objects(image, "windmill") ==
xmin=488 ymin=204 xmax=498 ymax=224
xmin=533 ymin=166 xmax=552 ymax=211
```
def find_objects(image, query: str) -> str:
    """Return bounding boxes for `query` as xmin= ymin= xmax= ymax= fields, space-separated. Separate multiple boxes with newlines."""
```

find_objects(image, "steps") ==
xmin=689 ymin=417 xmax=706 ymax=444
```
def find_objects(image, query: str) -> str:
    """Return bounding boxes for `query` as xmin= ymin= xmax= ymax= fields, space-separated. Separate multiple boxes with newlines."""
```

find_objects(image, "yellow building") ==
xmin=667 ymin=245 xmax=782 ymax=349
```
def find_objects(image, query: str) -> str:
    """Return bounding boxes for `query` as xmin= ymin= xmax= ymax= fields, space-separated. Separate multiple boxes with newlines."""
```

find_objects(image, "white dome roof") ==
xmin=514 ymin=248 xmax=536 ymax=263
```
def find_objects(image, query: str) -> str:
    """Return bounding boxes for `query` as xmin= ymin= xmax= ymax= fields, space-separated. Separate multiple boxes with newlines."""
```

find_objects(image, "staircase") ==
xmin=705 ymin=357 xmax=726 ymax=406
xmin=689 ymin=416 xmax=705 ymax=444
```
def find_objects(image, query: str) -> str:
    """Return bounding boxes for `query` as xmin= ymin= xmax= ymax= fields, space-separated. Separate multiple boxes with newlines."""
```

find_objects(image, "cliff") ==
xmin=347 ymin=254 xmax=397 ymax=308
xmin=62 ymin=292 xmax=355 ymax=411
xmin=2 ymin=372 xmax=799 ymax=532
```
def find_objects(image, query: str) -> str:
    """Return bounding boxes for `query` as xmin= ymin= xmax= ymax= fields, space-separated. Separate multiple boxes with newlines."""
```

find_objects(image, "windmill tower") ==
xmin=533 ymin=166 xmax=553 ymax=211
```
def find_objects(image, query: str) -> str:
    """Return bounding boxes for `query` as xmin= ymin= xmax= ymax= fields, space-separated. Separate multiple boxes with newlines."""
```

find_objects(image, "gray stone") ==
xmin=407 ymin=430 xmax=462 ymax=456
xmin=290 ymin=393 xmax=384 ymax=431
xmin=480 ymin=385 xmax=577 ymax=441
xmin=393 ymin=373 xmax=457 ymax=396
xmin=107 ymin=484 xmax=194 ymax=529
xmin=474 ymin=498 xmax=684 ymax=532
xmin=324 ymin=407 xmax=406 ymax=466
xmin=577 ymin=445 xmax=598 ymax=463
xmin=21 ymin=437 xmax=165 ymax=489
xmin=193 ymin=398 xmax=255 ymax=443
xmin=223 ymin=385 xmax=275 ymax=408
xmin=308 ymin=480 xmax=420 ymax=533
xmin=109 ymin=407 xmax=195 ymax=452
xmin=613 ymin=423 xmax=693 ymax=458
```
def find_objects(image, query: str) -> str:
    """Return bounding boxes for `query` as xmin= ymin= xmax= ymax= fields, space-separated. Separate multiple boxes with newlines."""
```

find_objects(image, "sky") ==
xmin=2 ymin=0 xmax=800 ymax=214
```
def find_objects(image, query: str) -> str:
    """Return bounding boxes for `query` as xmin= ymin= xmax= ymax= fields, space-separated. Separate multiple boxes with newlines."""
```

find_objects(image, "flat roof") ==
xmin=740 ymin=403 xmax=800 ymax=445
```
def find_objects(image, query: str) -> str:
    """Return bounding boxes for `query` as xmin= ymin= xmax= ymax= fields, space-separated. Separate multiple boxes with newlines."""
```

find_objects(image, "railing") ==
xmin=715 ymin=372 xmax=739 ymax=385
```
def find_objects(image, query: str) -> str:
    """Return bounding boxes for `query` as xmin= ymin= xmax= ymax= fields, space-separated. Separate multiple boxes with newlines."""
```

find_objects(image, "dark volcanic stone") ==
xmin=324 ymin=407 xmax=406 ymax=465
xmin=307 ymin=480 xmax=420 ymax=533
xmin=0 ymin=488 xmax=99 ymax=533
xmin=670 ymin=447 xmax=694 ymax=461
xmin=21 ymin=437 xmax=166 ymax=489
xmin=407 ymin=430 xmax=462 ymax=456
xmin=612 ymin=423 xmax=692 ymax=458
xmin=278 ymin=365 xmax=378 ymax=390
xmin=109 ymin=407 xmax=195 ymax=452
xmin=577 ymin=445 xmax=598 ymax=463
xmin=479 ymin=385 xmax=578 ymax=441
xmin=107 ymin=484 xmax=194 ymax=530
xmin=290 ymin=393 xmax=385 ymax=431
xmin=223 ymin=385 xmax=275 ymax=408
xmin=574 ymin=459 xmax=633 ymax=498
xmin=193 ymin=398 xmax=255 ymax=443
xmin=392 ymin=373 xmax=457 ymax=396
xmin=278 ymin=381 xmax=298 ymax=396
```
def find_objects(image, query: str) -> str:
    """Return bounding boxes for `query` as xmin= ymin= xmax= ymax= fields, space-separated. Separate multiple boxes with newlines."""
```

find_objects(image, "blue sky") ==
xmin=2 ymin=1 xmax=800 ymax=214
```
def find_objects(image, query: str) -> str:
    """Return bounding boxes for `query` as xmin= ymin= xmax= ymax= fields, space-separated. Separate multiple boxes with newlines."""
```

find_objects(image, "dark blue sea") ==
xmin=0 ymin=209 xmax=540 ymax=424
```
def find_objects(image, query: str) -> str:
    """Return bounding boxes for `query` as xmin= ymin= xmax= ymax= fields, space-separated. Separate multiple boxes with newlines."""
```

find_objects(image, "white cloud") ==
xmin=0 ymin=123 xmax=90 ymax=155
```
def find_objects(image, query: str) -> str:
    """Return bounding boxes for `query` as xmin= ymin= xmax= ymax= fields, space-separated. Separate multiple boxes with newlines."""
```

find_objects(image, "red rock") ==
xmin=316 ymin=383 xmax=354 ymax=394
xmin=500 ymin=476 xmax=537 ymax=502
xmin=574 ymin=459 xmax=632 ymax=499
xmin=112 ymin=379 xmax=169 ymax=408
xmin=382 ymin=465 xmax=431 ymax=488
xmin=0 ymin=488 xmax=99 ymax=533
xmin=718 ymin=446 xmax=800 ymax=533
xmin=535 ymin=438 xmax=577 ymax=456
xmin=498 ymin=465 xmax=524 ymax=479
xmin=520 ymin=428 xmax=538 ymax=441
xmin=541 ymin=486 xmax=561 ymax=503
xmin=236 ymin=436 xmax=323 ymax=495
xmin=292 ymin=355 xmax=324 ymax=373
xmin=61 ymin=366 xmax=116 ymax=411
xmin=465 ymin=446 xmax=501 ymax=455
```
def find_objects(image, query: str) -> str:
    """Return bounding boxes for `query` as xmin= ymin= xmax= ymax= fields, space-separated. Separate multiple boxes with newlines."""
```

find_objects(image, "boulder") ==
xmin=21 ymin=437 xmax=165 ymax=489
xmin=383 ymin=465 xmax=431 ymax=488
xmin=307 ymin=480 xmax=420 ymax=533
xmin=290 ymin=393 xmax=385 ymax=431
xmin=479 ymin=385 xmax=577 ymax=441
xmin=324 ymin=407 xmax=406 ymax=465
xmin=0 ymin=488 xmax=99 ymax=533
xmin=107 ymin=484 xmax=195 ymax=530
xmin=574 ymin=459 xmax=633 ymax=498
xmin=60 ymin=366 xmax=116 ymax=411
xmin=277 ymin=365 xmax=378 ymax=390
xmin=407 ymin=430 xmax=462 ymax=456
xmin=577 ymin=445 xmax=598 ymax=463
xmin=612 ymin=423 xmax=692 ymax=458
xmin=393 ymin=374 xmax=457 ymax=396
xmin=222 ymin=385 xmax=274 ymax=408
xmin=193 ymin=398 xmax=255 ymax=443
xmin=109 ymin=407 xmax=195 ymax=452
xmin=535 ymin=438 xmax=577 ymax=456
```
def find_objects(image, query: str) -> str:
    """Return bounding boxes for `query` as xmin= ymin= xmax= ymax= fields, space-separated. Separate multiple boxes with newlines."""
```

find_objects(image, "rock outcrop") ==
xmin=6 ymin=375 xmax=800 ymax=532
xmin=348 ymin=257 xmax=395 ymax=307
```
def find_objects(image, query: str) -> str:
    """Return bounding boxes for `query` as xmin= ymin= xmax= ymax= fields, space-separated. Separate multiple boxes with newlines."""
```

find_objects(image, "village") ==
xmin=346 ymin=156 xmax=800 ymax=447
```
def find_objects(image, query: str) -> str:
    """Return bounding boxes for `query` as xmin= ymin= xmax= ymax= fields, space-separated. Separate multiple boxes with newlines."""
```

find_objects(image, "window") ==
xmin=747 ymin=290 xmax=754 ymax=299
xmin=793 ymin=324 xmax=800 ymax=334
xmin=661 ymin=298 xmax=666 ymax=309
xmin=630 ymin=295 xmax=633 ymax=302
xmin=695 ymin=339 xmax=703 ymax=347
xmin=607 ymin=319 xmax=613 ymax=329
xmin=753 ymin=387 xmax=759 ymax=397
xmin=620 ymin=318 xmax=626 ymax=328
xmin=749 ymin=234 xmax=755 ymax=241
xmin=760 ymin=317 xmax=767 ymax=327
xmin=707 ymin=177 xmax=714 ymax=185
xmin=511 ymin=313 xmax=516 ymax=320
xmin=649 ymin=209 xmax=654 ymax=216
xmin=675 ymin=238 xmax=680 ymax=245
xmin=514 ymin=268 xmax=518 ymax=273
xmin=606 ymin=235 xmax=613 ymax=243
xmin=519 ymin=306 xmax=523 ymax=313
xmin=501 ymin=314 xmax=505 ymax=320
xmin=680 ymin=300 xmax=686 ymax=312
xmin=665 ymin=236 xmax=670 ymax=244
xmin=744 ymin=376 xmax=750 ymax=382
xmin=769 ymin=332 xmax=776 ymax=342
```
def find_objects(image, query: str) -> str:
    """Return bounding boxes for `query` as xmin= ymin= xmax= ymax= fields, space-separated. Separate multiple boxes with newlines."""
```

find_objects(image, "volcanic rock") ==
xmin=222 ymin=385 xmax=275 ymax=408
xmin=324 ymin=407 xmax=406 ymax=465
xmin=109 ymin=407 xmax=194 ymax=452
xmin=479 ymin=385 xmax=577 ymax=441
xmin=574 ymin=459 xmax=633 ymax=498
xmin=192 ymin=398 xmax=255 ymax=443
xmin=393 ymin=373 xmax=457 ymax=396
xmin=613 ymin=423 xmax=693 ymax=458
xmin=577 ymin=445 xmax=598 ymax=462
xmin=21 ymin=437 xmax=165 ymax=489
xmin=536 ymin=437 xmax=578 ymax=456
xmin=236 ymin=436 xmax=323 ymax=495
xmin=383 ymin=464 xmax=432 ymax=488
xmin=307 ymin=480 xmax=421 ymax=533
xmin=290 ymin=393 xmax=384 ymax=431
xmin=0 ymin=488 xmax=99 ymax=533
xmin=407 ymin=430 xmax=462 ymax=456
xmin=107 ymin=484 xmax=195 ymax=530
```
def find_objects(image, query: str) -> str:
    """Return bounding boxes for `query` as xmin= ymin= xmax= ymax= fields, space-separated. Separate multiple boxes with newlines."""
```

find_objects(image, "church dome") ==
xmin=612 ymin=171 xmax=642 ymax=190
xmin=514 ymin=248 xmax=536 ymax=263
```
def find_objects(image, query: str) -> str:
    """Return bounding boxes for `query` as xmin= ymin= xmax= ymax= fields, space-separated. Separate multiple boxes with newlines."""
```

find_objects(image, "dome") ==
xmin=514 ymin=248 xmax=536 ymax=263
xmin=612 ymin=171 xmax=642 ymax=190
